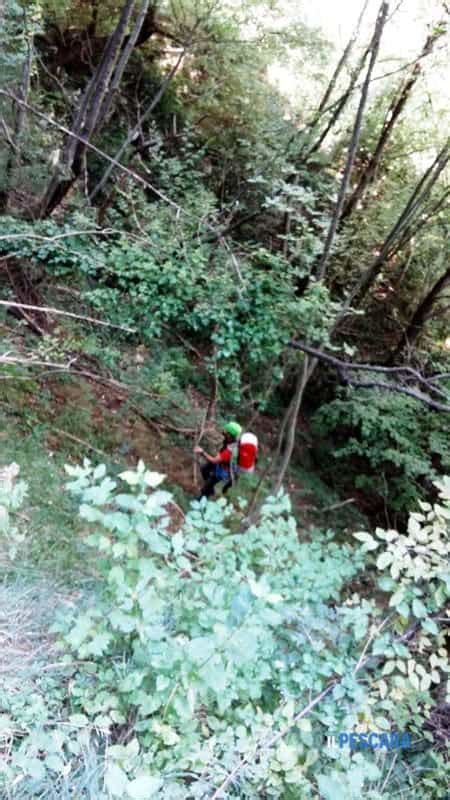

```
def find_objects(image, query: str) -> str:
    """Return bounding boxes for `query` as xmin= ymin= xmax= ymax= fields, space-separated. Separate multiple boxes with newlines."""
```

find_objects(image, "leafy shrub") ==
xmin=0 ymin=463 xmax=27 ymax=560
xmin=311 ymin=390 xmax=450 ymax=516
xmin=1 ymin=461 xmax=450 ymax=797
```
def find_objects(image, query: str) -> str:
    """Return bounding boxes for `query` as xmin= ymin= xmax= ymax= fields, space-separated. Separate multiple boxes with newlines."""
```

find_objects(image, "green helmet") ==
xmin=223 ymin=421 xmax=242 ymax=440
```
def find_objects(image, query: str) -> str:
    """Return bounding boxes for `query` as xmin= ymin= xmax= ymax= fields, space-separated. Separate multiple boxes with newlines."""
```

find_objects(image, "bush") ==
xmin=311 ymin=390 xmax=450 ymax=517
xmin=1 ymin=460 xmax=449 ymax=798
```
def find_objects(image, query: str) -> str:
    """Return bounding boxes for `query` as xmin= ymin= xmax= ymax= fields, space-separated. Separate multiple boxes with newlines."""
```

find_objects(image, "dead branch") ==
xmin=209 ymin=681 xmax=337 ymax=799
xmin=311 ymin=0 xmax=370 ymax=125
xmin=52 ymin=427 xmax=110 ymax=458
xmin=0 ymin=228 xmax=116 ymax=243
xmin=314 ymin=497 xmax=356 ymax=513
xmin=347 ymin=139 xmax=450 ymax=308
xmin=0 ymin=117 xmax=19 ymax=154
xmin=0 ymin=89 xmax=185 ymax=216
xmin=0 ymin=300 xmax=136 ymax=333
xmin=289 ymin=340 xmax=450 ymax=412
xmin=344 ymin=377 xmax=450 ymax=412
xmin=341 ymin=14 xmax=448 ymax=221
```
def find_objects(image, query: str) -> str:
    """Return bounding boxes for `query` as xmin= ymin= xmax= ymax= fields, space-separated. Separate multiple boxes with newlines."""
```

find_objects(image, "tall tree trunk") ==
xmin=316 ymin=1 xmax=389 ymax=281
xmin=390 ymin=187 xmax=450 ymax=259
xmin=391 ymin=266 xmax=450 ymax=361
xmin=341 ymin=20 xmax=447 ymax=221
xmin=347 ymin=140 xmax=450 ymax=308
xmin=0 ymin=35 xmax=33 ymax=211
xmin=38 ymin=0 xmax=149 ymax=218
xmin=273 ymin=356 xmax=312 ymax=494
xmin=307 ymin=42 xmax=371 ymax=156
xmin=308 ymin=0 xmax=370 ymax=132
xmin=90 ymin=45 xmax=186 ymax=200
xmin=272 ymin=2 xmax=390 ymax=490
xmin=98 ymin=0 xmax=151 ymax=125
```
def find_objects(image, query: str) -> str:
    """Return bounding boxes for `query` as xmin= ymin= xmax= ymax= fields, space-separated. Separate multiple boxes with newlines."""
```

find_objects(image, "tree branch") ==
xmin=0 ymin=300 xmax=137 ymax=333
xmin=347 ymin=139 xmax=450 ymax=307
xmin=209 ymin=681 xmax=337 ymax=799
xmin=346 ymin=377 xmax=450 ymax=411
xmin=309 ymin=0 xmax=370 ymax=129
xmin=288 ymin=340 xmax=450 ymax=411
xmin=0 ymin=88 xmax=186 ymax=214
xmin=0 ymin=227 xmax=116 ymax=243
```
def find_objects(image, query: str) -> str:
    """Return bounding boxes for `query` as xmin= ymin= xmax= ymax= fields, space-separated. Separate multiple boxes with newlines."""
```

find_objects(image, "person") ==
xmin=194 ymin=422 xmax=242 ymax=500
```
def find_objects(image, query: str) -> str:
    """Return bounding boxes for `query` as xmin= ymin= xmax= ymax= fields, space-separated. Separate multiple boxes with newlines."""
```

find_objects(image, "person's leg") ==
xmin=222 ymin=470 xmax=238 ymax=495
xmin=199 ymin=463 xmax=220 ymax=499
xmin=201 ymin=463 xmax=214 ymax=481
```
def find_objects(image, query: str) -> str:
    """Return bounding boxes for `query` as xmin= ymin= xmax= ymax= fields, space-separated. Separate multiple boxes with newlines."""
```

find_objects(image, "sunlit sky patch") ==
xmin=265 ymin=0 xmax=449 ymax=127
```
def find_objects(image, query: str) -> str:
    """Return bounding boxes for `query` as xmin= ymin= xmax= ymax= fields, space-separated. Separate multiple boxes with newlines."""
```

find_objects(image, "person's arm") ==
xmin=194 ymin=446 xmax=222 ymax=464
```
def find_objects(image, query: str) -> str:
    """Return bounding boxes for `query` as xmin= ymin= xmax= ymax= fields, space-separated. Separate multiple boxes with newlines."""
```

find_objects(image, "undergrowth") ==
xmin=0 ymin=459 xmax=449 ymax=798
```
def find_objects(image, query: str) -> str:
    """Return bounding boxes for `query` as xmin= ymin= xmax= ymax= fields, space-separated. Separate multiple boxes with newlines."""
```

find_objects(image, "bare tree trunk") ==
xmin=391 ymin=266 xmax=450 ymax=361
xmin=388 ymin=187 xmax=450 ymax=257
xmin=341 ymin=20 xmax=447 ymax=221
xmin=316 ymin=1 xmax=389 ymax=281
xmin=269 ymin=3 xmax=389 ymax=488
xmin=273 ymin=356 xmax=314 ymax=494
xmin=38 ymin=0 xmax=144 ymax=218
xmin=90 ymin=45 xmax=186 ymax=200
xmin=307 ymin=43 xmax=371 ymax=156
xmin=347 ymin=140 xmax=450 ymax=307
xmin=308 ymin=0 xmax=370 ymax=131
xmin=88 ymin=0 xmax=99 ymax=37
xmin=98 ymin=0 xmax=151 ymax=124
xmin=0 ymin=34 xmax=33 ymax=211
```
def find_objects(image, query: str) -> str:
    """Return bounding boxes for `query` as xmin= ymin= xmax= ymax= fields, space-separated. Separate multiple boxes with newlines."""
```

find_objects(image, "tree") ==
xmin=38 ymin=0 xmax=155 ymax=217
xmin=341 ymin=15 xmax=448 ymax=221
xmin=316 ymin=0 xmax=390 ymax=282
xmin=347 ymin=139 xmax=450 ymax=308
xmin=392 ymin=263 xmax=450 ymax=361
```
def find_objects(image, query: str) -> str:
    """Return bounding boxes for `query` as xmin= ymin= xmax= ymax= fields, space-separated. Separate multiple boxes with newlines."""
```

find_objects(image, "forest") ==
xmin=0 ymin=0 xmax=449 ymax=797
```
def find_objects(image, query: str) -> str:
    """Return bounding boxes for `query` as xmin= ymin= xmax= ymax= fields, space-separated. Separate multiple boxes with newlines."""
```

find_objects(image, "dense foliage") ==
xmin=1 ymin=0 xmax=450 ymax=796
xmin=1 ymin=462 xmax=449 ymax=798
xmin=312 ymin=390 xmax=450 ymax=517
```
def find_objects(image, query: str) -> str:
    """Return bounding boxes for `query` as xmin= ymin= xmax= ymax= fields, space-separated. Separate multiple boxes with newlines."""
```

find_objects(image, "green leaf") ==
xmin=378 ymin=576 xmax=396 ymax=591
xmin=127 ymin=776 xmax=163 ymax=798
xmin=412 ymin=598 xmax=427 ymax=619
xmin=374 ymin=716 xmax=391 ymax=730
xmin=397 ymin=601 xmax=410 ymax=618
xmin=144 ymin=471 xmax=165 ymax=488
xmin=26 ymin=758 xmax=46 ymax=780
xmin=390 ymin=588 xmax=405 ymax=608
xmin=353 ymin=532 xmax=379 ymax=551
xmin=87 ymin=632 xmax=112 ymax=656
xmin=422 ymin=618 xmax=439 ymax=635
xmin=421 ymin=674 xmax=432 ymax=691
xmin=409 ymin=671 xmax=420 ymax=690
xmin=317 ymin=774 xmax=346 ymax=800
xmin=0 ymin=506 xmax=9 ymax=533
xmin=377 ymin=551 xmax=393 ymax=570
xmin=105 ymin=763 xmax=129 ymax=796
xmin=172 ymin=531 xmax=184 ymax=555
xmin=276 ymin=742 xmax=298 ymax=769
xmin=119 ymin=470 xmax=141 ymax=486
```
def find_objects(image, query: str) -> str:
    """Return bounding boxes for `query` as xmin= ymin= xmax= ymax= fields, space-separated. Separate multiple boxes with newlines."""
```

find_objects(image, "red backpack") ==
xmin=237 ymin=432 xmax=258 ymax=473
